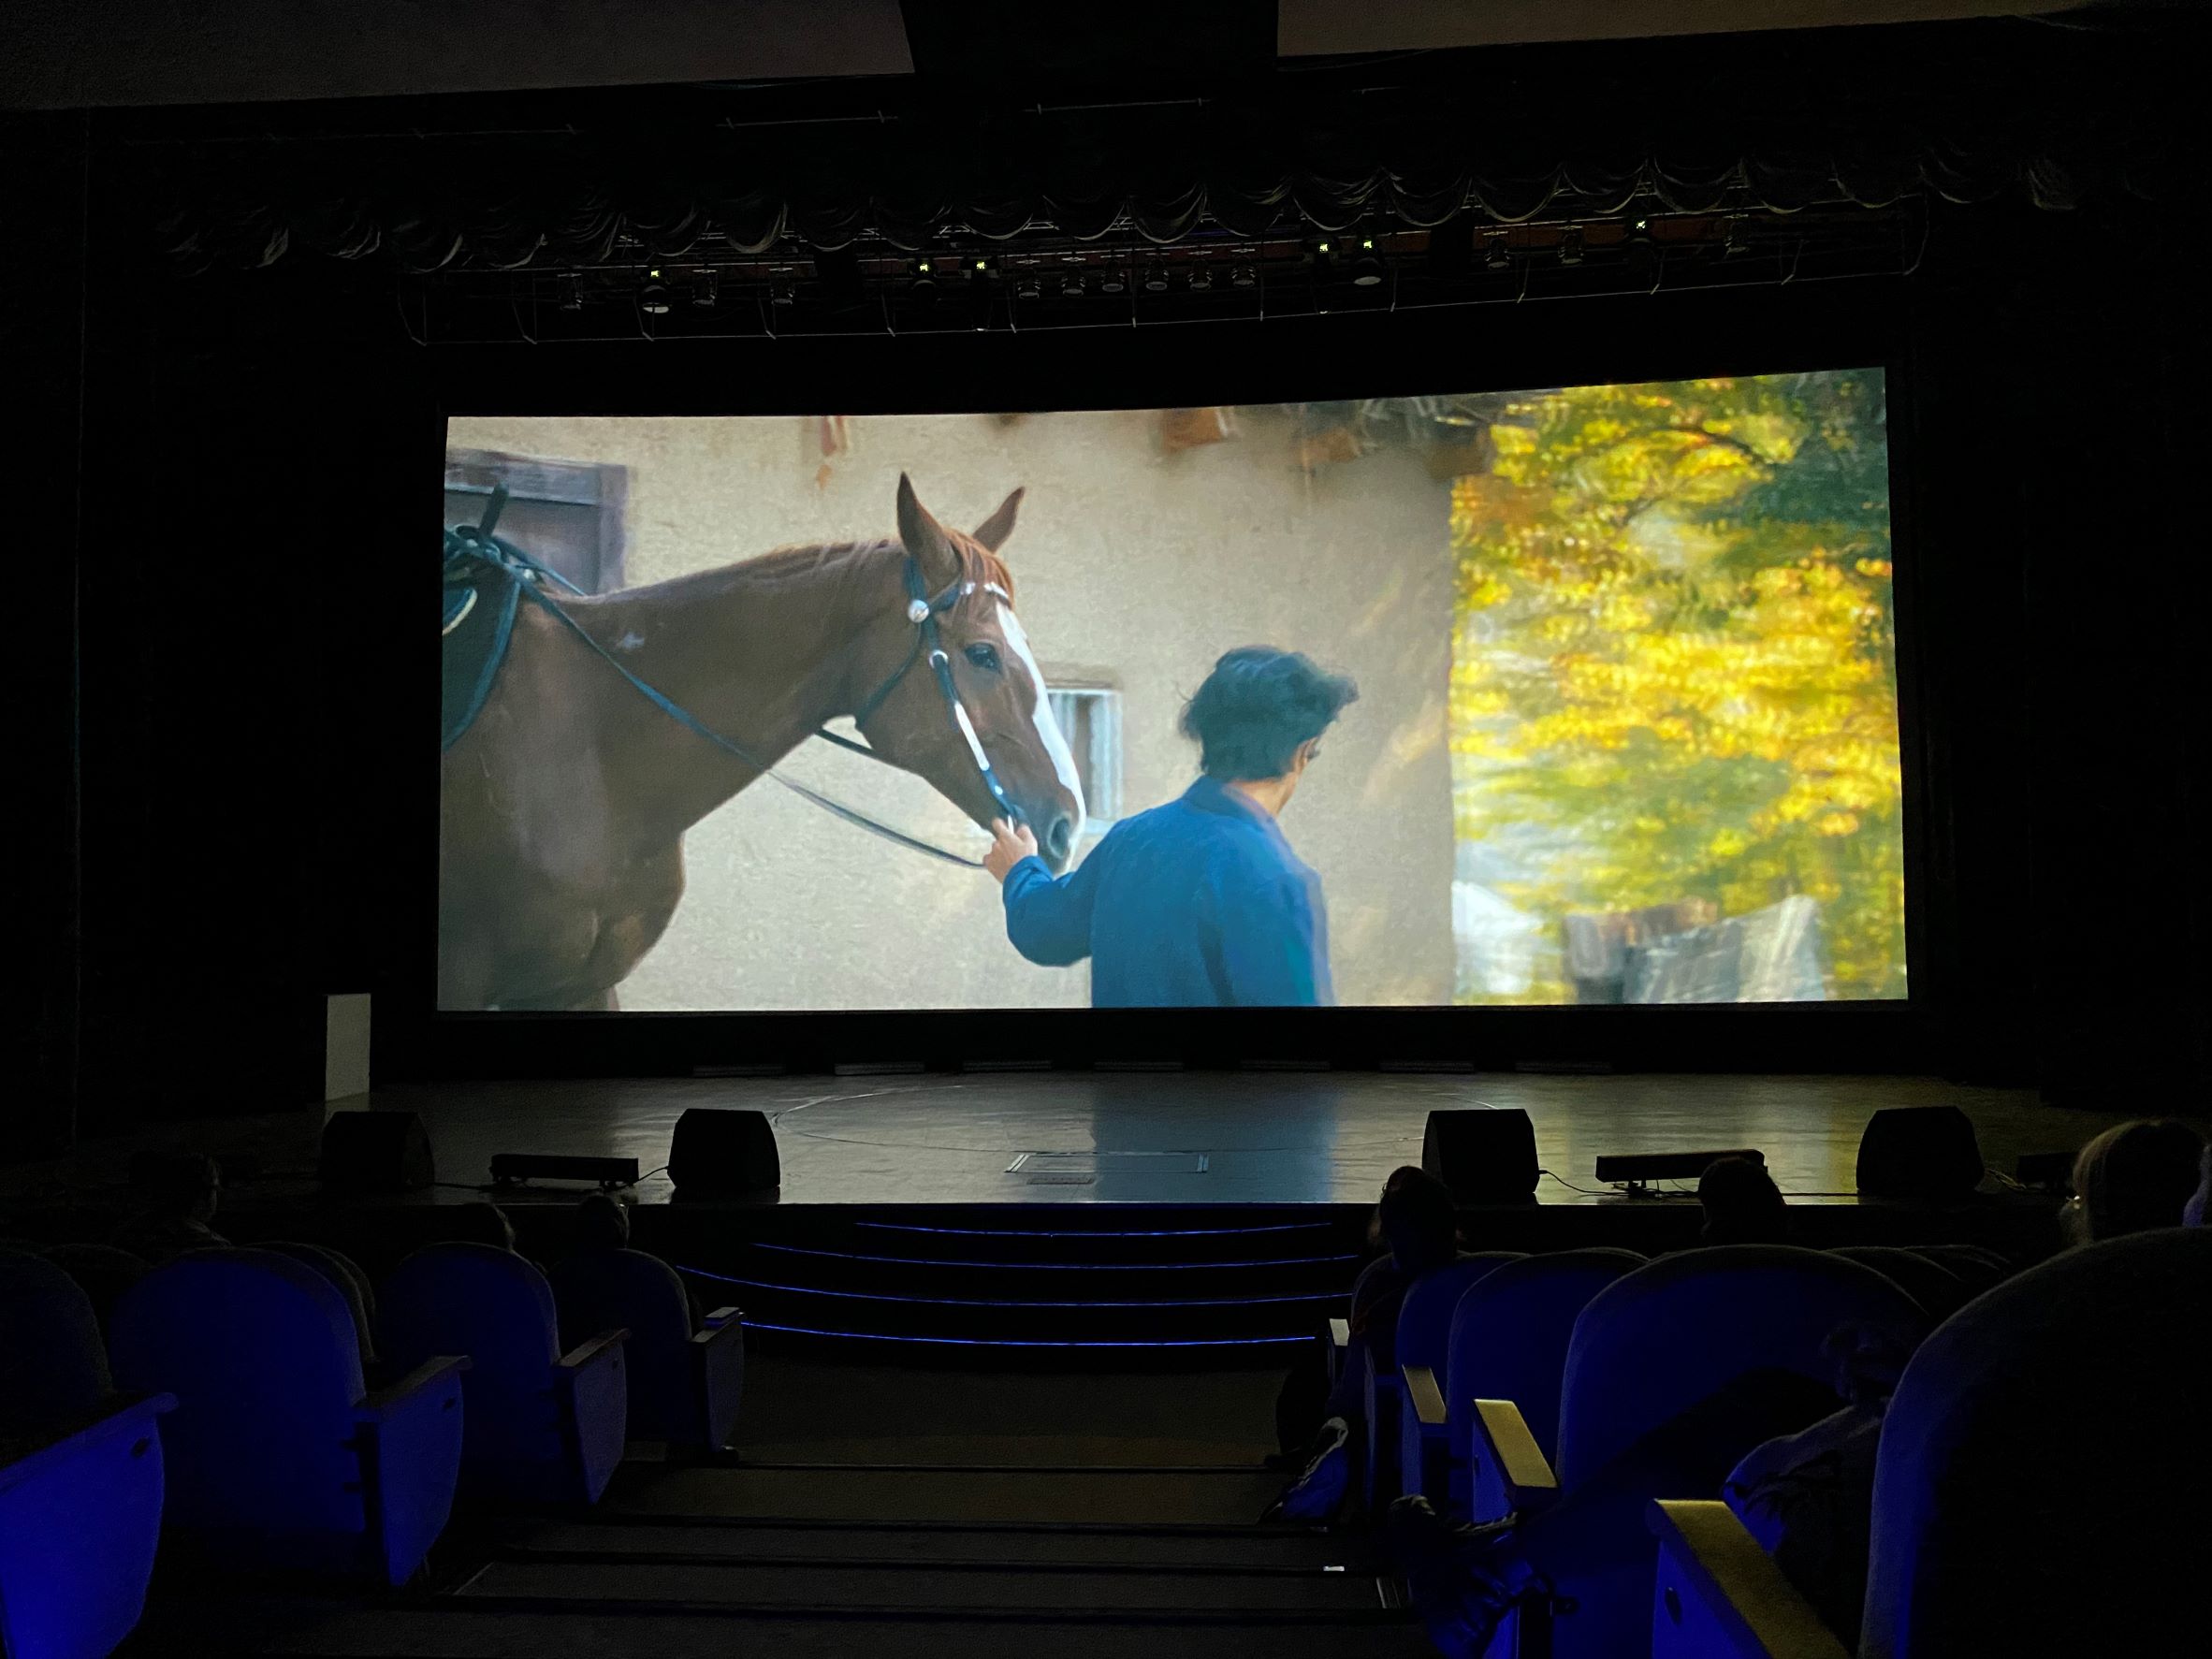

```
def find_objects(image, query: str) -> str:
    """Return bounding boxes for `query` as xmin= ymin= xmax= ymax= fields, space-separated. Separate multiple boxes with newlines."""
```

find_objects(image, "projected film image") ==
xmin=440 ymin=371 xmax=1902 ymax=1011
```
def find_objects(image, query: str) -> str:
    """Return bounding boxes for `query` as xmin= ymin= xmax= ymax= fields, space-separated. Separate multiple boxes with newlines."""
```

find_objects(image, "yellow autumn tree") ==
xmin=1450 ymin=370 xmax=1905 ymax=1002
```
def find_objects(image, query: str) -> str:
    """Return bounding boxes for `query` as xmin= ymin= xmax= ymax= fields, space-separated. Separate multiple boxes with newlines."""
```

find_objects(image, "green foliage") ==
xmin=1450 ymin=370 xmax=1905 ymax=1002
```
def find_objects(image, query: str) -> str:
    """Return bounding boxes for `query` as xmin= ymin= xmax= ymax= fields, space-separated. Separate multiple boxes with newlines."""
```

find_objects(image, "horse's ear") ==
xmin=895 ymin=473 xmax=961 ymax=588
xmin=971 ymin=487 xmax=1025 ymax=554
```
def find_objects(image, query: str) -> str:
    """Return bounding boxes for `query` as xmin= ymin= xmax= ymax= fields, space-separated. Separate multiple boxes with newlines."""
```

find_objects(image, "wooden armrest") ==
xmin=358 ymin=1355 xmax=469 ymax=1418
xmin=691 ymin=1312 xmax=744 ymax=1347
xmin=1403 ymin=1365 xmax=1448 ymax=1429
xmin=1649 ymin=1500 xmax=1849 ymax=1659
xmin=557 ymin=1327 xmax=630 ymax=1372
xmin=1468 ymin=1398 xmax=1558 ymax=1515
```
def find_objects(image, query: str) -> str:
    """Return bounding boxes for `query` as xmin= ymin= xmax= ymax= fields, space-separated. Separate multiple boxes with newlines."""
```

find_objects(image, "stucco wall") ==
xmin=445 ymin=407 xmax=1457 ymax=1010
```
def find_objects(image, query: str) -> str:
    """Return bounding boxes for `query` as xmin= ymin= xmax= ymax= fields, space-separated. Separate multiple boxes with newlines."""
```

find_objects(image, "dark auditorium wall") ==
xmin=6 ymin=20 xmax=2207 ymax=1148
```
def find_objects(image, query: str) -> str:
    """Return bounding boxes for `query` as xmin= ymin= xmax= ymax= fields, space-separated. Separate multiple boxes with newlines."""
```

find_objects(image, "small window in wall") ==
xmin=444 ymin=448 xmax=630 ymax=595
xmin=1049 ymin=687 xmax=1123 ymax=834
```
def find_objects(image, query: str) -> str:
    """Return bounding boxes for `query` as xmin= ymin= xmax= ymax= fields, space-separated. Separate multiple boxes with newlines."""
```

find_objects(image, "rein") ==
xmin=444 ymin=487 xmax=1003 ymax=870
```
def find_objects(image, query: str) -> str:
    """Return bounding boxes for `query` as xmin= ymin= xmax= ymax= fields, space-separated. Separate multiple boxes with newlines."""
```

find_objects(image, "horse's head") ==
xmin=851 ymin=474 xmax=1085 ymax=871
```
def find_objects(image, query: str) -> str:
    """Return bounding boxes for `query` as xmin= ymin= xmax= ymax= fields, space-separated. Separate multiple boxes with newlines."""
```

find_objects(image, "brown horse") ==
xmin=439 ymin=475 xmax=1084 ymax=1011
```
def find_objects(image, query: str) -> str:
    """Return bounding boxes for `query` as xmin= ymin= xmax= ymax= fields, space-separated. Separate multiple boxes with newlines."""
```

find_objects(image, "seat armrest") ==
xmin=1403 ymin=1365 xmax=1448 ymax=1429
xmin=358 ymin=1355 xmax=470 ymax=1419
xmin=700 ymin=1304 xmax=741 ymax=1331
xmin=1325 ymin=1317 xmax=1350 ymax=1385
xmin=1398 ymin=1365 xmax=1453 ymax=1508
xmin=554 ymin=1327 xmax=630 ymax=1504
xmin=557 ymin=1328 xmax=631 ymax=1373
xmin=353 ymin=1359 xmax=466 ymax=1585
xmin=1467 ymin=1397 xmax=1559 ymax=1521
xmin=690 ymin=1310 xmax=747 ymax=1451
xmin=1648 ymin=1499 xmax=1849 ymax=1659
xmin=0 ymin=1392 xmax=174 ymax=1495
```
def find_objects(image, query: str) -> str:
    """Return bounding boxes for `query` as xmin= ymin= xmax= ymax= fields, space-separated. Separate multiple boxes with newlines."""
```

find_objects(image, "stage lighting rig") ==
xmin=638 ymin=269 xmax=672 ymax=313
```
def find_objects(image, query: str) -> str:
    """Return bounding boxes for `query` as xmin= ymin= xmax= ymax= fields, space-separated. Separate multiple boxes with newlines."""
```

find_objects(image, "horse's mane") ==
xmin=620 ymin=533 xmax=1014 ymax=616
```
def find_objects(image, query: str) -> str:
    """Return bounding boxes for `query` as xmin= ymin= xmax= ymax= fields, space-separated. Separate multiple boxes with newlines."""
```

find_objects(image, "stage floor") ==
xmin=307 ymin=1070 xmax=2111 ymax=1208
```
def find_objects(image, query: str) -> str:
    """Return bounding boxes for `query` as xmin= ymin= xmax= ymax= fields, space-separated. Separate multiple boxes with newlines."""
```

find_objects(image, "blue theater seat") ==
xmin=381 ymin=1242 xmax=629 ymax=1505
xmin=547 ymin=1248 xmax=744 ymax=1448
xmin=1830 ymin=1244 xmax=1974 ymax=1321
xmin=34 ymin=1244 xmax=149 ymax=1337
xmin=1470 ymin=1244 xmax=1924 ymax=1659
xmin=1650 ymin=1227 xmax=2212 ymax=1659
xmin=264 ymin=1241 xmax=380 ymax=1370
xmin=1373 ymin=1252 xmax=1526 ymax=1509
xmin=0 ymin=1252 xmax=173 ymax=1659
xmin=1400 ymin=1247 xmax=1646 ymax=1517
xmin=109 ymin=1248 xmax=466 ymax=1585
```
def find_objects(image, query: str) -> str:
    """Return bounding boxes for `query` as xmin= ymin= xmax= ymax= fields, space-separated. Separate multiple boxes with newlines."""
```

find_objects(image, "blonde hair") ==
xmin=2068 ymin=1119 xmax=2206 ymax=1244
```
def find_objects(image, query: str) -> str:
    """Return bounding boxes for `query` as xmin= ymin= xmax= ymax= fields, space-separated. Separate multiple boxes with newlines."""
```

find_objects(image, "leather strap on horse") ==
xmin=444 ymin=496 xmax=994 ymax=870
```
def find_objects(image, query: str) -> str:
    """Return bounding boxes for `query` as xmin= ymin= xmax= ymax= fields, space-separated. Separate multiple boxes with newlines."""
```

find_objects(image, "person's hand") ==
xmin=983 ymin=818 xmax=1039 ymax=882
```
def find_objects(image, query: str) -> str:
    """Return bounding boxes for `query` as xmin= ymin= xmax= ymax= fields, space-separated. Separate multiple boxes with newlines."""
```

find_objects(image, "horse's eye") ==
xmin=964 ymin=643 xmax=1002 ymax=674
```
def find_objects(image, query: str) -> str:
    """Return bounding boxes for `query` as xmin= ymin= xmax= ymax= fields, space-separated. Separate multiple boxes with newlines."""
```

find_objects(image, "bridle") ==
xmin=445 ymin=487 xmax=1020 ymax=869
xmin=812 ymin=553 xmax=1026 ymax=834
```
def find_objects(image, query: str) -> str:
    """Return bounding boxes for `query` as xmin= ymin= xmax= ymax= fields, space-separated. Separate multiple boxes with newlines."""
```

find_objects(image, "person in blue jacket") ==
xmin=982 ymin=646 xmax=1359 ymax=1007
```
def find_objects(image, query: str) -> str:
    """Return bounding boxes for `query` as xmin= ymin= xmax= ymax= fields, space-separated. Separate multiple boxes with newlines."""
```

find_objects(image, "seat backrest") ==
xmin=547 ymin=1247 xmax=692 ymax=1439
xmin=36 ymin=1243 xmax=150 ymax=1335
xmin=1862 ymin=1228 xmax=2212 ymax=1658
xmin=1557 ymin=1245 xmax=1925 ymax=1487
xmin=1446 ymin=1248 xmax=1646 ymax=1461
xmin=1831 ymin=1245 xmax=1974 ymax=1322
xmin=381 ymin=1243 xmax=563 ymax=1470
xmin=1394 ymin=1252 xmax=1527 ymax=1375
xmin=0 ymin=1250 xmax=110 ymax=1430
xmin=266 ymin=1242 xmax=378 ymax=1363
xmin=109 ymin=1248 xmax=367 ymax=1536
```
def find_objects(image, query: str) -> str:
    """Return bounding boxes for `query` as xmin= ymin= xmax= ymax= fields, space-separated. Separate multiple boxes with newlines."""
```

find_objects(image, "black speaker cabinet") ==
xmin=1856 ymin=1106 xmax=1986 ymax=1201
xmin=669 ymin=1108 xmax=782 ymax=1198
xmin=1421 ymin=1108 xmax=1540 ymax=1203
xmin=317 ymin=1111 xmax=434 ymax=1195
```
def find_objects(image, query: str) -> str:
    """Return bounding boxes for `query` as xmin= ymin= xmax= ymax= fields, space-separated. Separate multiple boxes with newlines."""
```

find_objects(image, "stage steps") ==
xmin=656 ymin=1203 xmax=1374 ymax=1356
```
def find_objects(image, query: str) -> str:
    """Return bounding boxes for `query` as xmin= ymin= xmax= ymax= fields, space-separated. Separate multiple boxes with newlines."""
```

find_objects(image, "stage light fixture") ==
xmin=911 ymin=258 xmax=936 ymax=292
xmin=1060 ymin=271 xmax=1086 ymax=298
xmin=639 ymin=275 xmax=672 ymax=314
xmin=767 ymin=281 xmax=795 ymax=307
xmin=1014 ymin=271 xmax=1042 ymax=300
xmin=1558 ymin=226 xmax=1585 ymax=266
xmin=1483 ymin=233 xmax=1511 ymax=272
xmin=1723 ymin=214 xmax=1749 ymax=257
xmin=556 ymin=272 xmax=582 ymax=311
xmin=1230 ymin=264 xmax=1258 ymax=288
xmin=692 ymin=270 xmax=719 ymax=308
xmin=1350 ymin=249 xmax=1386 ymax=286
xmin=1099 ymin=269 xmax=1128 ymax=295
xmin=1142 ymin=265 xmax=1170 ymax=292
xmin=971 ymin=256 xmax=989 ymax=273
xmin=1188 ymin=265 xmax=1214 ymax=292
xmin=1593 ymin=1147 xmax=1764 ymax=1194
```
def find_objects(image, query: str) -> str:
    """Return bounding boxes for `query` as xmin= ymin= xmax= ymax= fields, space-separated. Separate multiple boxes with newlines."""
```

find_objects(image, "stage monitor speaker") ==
xmin=669 ymin=1108 xmax=781 ymax=1198
xmin=1856 ymin=1106 xmax=1985 ymax=1201
xmin=318 ymin=1111 xmax=434 ymax=1195
xmin=1422 ymin=1109 xmax=1539 ymax=1203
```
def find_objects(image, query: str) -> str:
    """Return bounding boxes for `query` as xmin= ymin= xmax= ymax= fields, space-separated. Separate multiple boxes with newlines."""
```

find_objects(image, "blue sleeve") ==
xmin=1001 ymin=847 xmax=1104 ymax=968
xmin=1208 ymin=862 xmax=1332 ymax=1006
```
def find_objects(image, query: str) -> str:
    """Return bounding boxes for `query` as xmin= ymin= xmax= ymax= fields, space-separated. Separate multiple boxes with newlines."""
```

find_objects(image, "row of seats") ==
xmin=1344 ymin=1230 xmax=2206 ymax=1658
xmin=0 ymin=1233 xmax=744 ymax=1659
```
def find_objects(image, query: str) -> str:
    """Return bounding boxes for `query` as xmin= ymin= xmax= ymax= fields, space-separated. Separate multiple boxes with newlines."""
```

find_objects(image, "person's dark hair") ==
xmin=575 ymin=1193 xmax=631 ymax=1253
xmin=127 ymin=1151 xmax=221 ymax=1224
xmin=1179 ymin=647 xmax=1359 ymax=780
xmin=1698 ymin=1156 xmax=1788 ymax=1244
xmin=1377 ymin=1166 xmax=1459 ymax=1273
xmin=444 ymin=1202 xmax=518 ymax=1253
xmin=2069 ymin=1119 xmax=2207 ymax=1244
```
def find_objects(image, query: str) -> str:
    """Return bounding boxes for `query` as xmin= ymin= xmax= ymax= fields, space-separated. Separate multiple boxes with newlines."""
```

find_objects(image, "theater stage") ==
xmin=283 ymin=1070 xmax=2110 ymax=1210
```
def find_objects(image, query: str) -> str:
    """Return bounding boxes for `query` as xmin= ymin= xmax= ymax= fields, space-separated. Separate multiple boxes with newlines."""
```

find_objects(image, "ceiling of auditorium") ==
xmin=2 ymin=0 xmax=2055 ymax=109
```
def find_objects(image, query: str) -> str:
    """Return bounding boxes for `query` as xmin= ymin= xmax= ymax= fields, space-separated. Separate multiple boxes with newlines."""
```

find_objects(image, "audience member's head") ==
xmin=444 ymin=1202 xmax=519 ymax=1253
xmin=1376 ymin=1166 xmax=1460 ymax=1273
xmin=128 ymin=1150 xmax=222 ymax=1225
xmin=574 ymin=1193 xmax=632 ymax=1253
xmin=2184 ymin=1142 xmax=2210 ymax=1230
xmin=1698 ymin=1156 xmax=1788 ymax=1244
xmin=2068 ymin=1119 xmax=2207 ymax=1244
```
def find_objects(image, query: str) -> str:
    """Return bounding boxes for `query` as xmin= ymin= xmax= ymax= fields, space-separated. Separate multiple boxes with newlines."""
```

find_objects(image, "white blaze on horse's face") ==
xmin=987 ymin=585 xmax=1085 ymax=829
